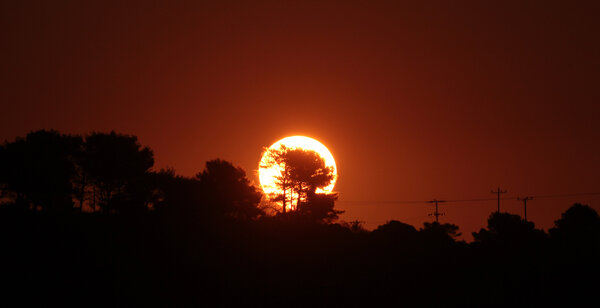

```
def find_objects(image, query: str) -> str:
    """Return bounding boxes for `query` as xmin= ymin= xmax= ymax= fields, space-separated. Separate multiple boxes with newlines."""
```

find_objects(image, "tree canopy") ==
xmin=260 ymin=145 xmax=335 ymax=212
xmin=1 ymin=129 xmax=599 ymax=306
xmin=197 ymin=159 xmax=263 ymax=220
xmin=0 ymin=130 xmax=80 ymax=212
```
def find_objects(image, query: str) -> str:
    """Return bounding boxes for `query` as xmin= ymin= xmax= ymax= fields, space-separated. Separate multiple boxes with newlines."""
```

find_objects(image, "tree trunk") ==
xmin=282 ymin=187 xmax=287 ymax=214
xmin=79 ymin=173 xmax=86 ymax=213
xmin=92 ymin=185 xmax=96 ymax=212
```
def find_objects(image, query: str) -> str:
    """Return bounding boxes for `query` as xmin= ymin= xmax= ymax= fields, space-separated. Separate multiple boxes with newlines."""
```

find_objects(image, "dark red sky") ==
xmin=2 ymin=1 xmax=599 ymax=239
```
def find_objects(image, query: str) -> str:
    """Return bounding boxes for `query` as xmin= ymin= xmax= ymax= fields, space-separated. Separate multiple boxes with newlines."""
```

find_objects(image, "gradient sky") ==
xmin=2 ymin=1 xmax=599 ymax=239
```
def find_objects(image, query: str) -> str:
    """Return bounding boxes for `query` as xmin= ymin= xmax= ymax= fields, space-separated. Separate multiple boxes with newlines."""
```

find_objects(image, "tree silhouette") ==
xmin=80 ymin=131 xmax=154 ymax=213
xmin=419 ymin=221 xmax=461 ymax=247
xmin=549 ymin=203 xmax=600 ymax=254
xmin=0 ymin=130 xmax=80 ymax=212
xmin=472 ymin=212 xmax=547 ymax=249
xmin=299 ymin=191 xmax=344 ymax=223
xmin=344 ymin=220 xmax=367 ymax=233
xmin=260 ymin=145 xmax=335 ymax=212
xmin=372 ymin=220 xmax=418 ymax=243
xmin=3 ymin=128 xmax=599 ymax=306
xmin=261 ymin=145 xmax=292 ymax=213
xmin=197 ymin=159 xmax=263 ymax=220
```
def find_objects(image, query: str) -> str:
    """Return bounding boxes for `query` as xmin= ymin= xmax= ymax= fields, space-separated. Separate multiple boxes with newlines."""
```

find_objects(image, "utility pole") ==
xmin=427 ymin=199 xmax=446 ymax=223
xmin=517 ymin=197 xmax=533 ymax=221
xmin=491 ymin=187 xmax=507 ymax=213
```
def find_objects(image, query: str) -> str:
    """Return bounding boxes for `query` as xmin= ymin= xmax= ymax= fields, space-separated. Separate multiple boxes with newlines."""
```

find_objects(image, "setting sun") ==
xmin=258 ymin=136 xmax=338 ymax=205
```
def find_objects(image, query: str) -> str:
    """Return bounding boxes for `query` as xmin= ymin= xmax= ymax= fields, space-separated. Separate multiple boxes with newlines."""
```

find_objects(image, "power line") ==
xmin=517 ymin=196 xmax=533 ymax=221
xmin=531 ymin=192 xmax=600 ymax=199
xmin=426 ymin=199 xmax=446 ymax=222
xmin=337 ymin=198 xmax=498 ymax=204
xmin=338 ymin=200 xmax=428 ymax=204
xmin=337 ymin=197 xmax=505 ymax=205
xmin=444 ymin=197 xmax=502 ymax=203
xmin=337 ymin=192 xmax=600 ymax=206
xmin=491 ymin=187 xmax=507 ymax=213
xmin=337 ymin=191 xmax=600 ymax=229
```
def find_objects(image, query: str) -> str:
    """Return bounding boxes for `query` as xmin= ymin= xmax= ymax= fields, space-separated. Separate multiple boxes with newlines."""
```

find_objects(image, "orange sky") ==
xmin=2 ymin=1 xmax=599 ymax=239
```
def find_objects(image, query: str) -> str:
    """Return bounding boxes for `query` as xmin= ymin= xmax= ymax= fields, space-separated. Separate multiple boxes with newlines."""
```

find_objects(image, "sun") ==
xmin=258 ymin=136 xmax=338 ymax=202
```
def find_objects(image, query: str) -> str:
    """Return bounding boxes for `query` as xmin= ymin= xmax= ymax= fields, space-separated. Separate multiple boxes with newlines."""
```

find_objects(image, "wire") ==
xmin=338 ymin=197 xmax=504 ymax=205
xmin=445 ymin=197 xmax=499 ymax=203
xmin=338 ymin=200 xmax=427 ymax=204
xmin=337 ymin=192 xmax=600 ymax=206
xmin=531 ymin=192 xmax=600 ymax=199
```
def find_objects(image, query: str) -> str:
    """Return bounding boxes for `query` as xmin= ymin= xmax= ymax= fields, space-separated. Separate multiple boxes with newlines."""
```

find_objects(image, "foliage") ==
xmin=0 ymin=130 xmax=81 ymax=212
xmin=260 ymin=145 xmax=334 ymax=212
xmin=419 ymin=221 xmax=462 ymax=247
xmin=0 ymin=130 xmax=599 ymax=305
xmin=549 ymin=203 xmax=600 ymax=257
xmin=343 ymin=220 xmax=367 ymax=233
xmin=81 ymin=131 xmax=155 ymax=213
xmin=197 ymin=159 xmax=264 ymax=220
xmin=373 ymin=220 xmax=418 ymax=237
xmin=298 ymin=191 xmax=344 ymax=223
xmin=472 ymin=212 xmax=547 ymax=251
xmin=550 ymin=203 xmax=600 ymax=239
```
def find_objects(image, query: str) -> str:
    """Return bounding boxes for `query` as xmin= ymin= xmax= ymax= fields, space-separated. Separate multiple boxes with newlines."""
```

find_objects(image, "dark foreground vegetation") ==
xmin=1 ymin=130 xmax=599 ymax=306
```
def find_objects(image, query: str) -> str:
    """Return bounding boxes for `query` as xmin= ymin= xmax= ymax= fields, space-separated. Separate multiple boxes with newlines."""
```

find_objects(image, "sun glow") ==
xmin=258 ymin=136 xmax=338 ymax=206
